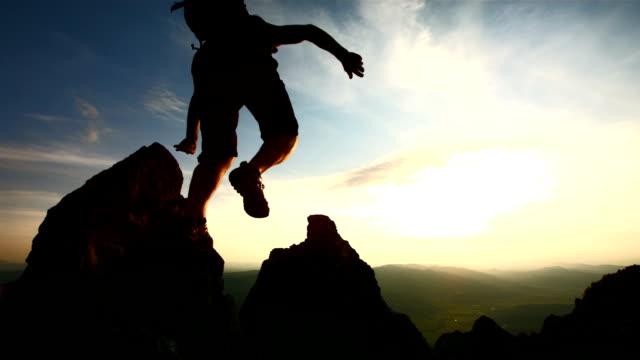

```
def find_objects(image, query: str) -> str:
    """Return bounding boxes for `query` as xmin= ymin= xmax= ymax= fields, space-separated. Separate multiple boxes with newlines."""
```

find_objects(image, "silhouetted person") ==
xmin=170 ymin=0 xmax=364 ymax=238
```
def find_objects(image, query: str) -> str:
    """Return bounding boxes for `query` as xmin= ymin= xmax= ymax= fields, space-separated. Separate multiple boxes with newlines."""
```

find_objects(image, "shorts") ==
xmin=190 ymin=48 xmax=299 ymax=163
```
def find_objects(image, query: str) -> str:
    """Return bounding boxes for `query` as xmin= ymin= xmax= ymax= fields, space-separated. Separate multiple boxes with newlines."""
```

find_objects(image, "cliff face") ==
xmin=24 ymin=143 xmax=184 ymax=271
xmin=0 ymin=144 xmax=232 ymax=359
xmin=0 ymin=144 xmax=430 ymax=359
xmin=240 ymin=214 xmax=433 ymax=360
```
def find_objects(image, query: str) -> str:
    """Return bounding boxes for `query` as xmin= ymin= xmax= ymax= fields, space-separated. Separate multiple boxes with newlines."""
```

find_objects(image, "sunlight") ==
xmin=346 ymin=148 xmax=555 ymax=237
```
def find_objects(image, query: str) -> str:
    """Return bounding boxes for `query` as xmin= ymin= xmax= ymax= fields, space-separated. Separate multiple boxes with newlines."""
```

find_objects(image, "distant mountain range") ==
xmin=0 ymin=261 xmax=624 ymax=343
xmin=375 ymin=264 xmax=625 ymax=342
xmin=0 ymin=257 xmax=625 ymax=344
xmin=1 ymin=144 xmax=637 ymax=358
xmin=218 ymin=262 xmax=625 ymax=343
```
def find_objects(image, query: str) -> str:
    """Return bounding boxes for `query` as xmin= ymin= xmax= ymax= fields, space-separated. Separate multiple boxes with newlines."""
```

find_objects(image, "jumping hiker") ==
xmin=171 ymin=0 xmax=364 ymax=235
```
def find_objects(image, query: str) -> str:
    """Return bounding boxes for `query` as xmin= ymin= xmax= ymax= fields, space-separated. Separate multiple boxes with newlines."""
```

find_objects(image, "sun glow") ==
xmin=345 ymin=148 xmax=555 ymax=237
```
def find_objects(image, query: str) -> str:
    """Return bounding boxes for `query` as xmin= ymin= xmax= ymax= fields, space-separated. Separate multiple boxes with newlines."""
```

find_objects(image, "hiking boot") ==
xmin=228 ymin=161 xmax=270 ymax=218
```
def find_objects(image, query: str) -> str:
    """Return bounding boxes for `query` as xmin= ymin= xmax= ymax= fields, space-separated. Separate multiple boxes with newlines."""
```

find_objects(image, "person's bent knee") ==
xmin=263 ymin=135 xmax=298 ymax=148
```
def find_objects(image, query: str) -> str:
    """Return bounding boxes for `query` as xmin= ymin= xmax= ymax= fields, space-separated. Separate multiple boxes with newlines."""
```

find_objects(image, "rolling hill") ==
xmin=220 ymin=264 xmax=624 ymax=343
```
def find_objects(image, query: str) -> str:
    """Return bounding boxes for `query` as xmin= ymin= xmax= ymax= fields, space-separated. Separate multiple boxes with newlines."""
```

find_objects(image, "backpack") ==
xmin=171 ymin=0 xmax=248 ymax=49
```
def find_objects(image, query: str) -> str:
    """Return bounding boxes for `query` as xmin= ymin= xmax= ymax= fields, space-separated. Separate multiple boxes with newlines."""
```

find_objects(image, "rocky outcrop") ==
xmin=0 ymin=144 xmax=432 ymax=359
xmin=0 ymin=143 xmax=234 ymax=359
xmin=240 ymin=214 xmax=434 ymax=359
xmin=533 ymin=265 xmax=640 ymax=359
xmin=3 ymin=142 xmax=636 ymax=359
xmin=434 ymin=265 xmax=640 ymax=360
xmin=434 ymin=316 xmax=515 ymax=360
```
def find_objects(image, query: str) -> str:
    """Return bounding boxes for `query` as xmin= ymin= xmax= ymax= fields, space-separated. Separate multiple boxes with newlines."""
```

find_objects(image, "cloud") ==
xmin=144 ymin=85 xmax=188 ymax=123
xmin=336 ymin=147 xmax=454 ymax=188
xmin=75 ymin=97 xmax=100 ymax=120
xmin=22 ymin=98 xmax=110 ymax=144
xmin=0 ymin=190 xmax=62 ymax=204
xmin=0 ymin=145 xmax=115 ymax=168
xmin=0 ymin=209 xmax=47 ymax=218
xmin=73 ymin=97 xmax=111 ymax=144
xmin=83 ymin=128 xmax=100 ymax=144
xmin=339 ymin=159 xmax=401 ymax=188
xmin=25 ymin=113 xmax=70 ymax=123
xmin=0 ymin=191 xmax=61 ymax=222
xmin=81 ymin=123 xmax=112 ymax=144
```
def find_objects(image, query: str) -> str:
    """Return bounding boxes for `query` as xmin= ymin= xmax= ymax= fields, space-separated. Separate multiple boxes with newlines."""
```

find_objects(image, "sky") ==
xmin=1 ymin=0 xmax=640 ymax=270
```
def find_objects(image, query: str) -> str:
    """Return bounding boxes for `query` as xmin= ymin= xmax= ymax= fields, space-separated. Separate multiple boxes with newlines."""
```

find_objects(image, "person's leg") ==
xmin=229 ymin=72 xmax=298 ymax=218
xmin=249 ymin=135 xmax=298 ymax=174
xmin=227 ymin=135 xmax=297 ymax=219
xmin=183 ymin=157 xmax=235 ymax=219
xmin=183 ymin=75 xmax=239 ymax=220
xmin=185 ymin=51 xmax=241 ymax=219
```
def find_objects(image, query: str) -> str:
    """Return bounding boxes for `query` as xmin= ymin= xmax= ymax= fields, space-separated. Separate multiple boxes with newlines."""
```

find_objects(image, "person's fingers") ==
xmin=348 ymin=64 xmax=364 ymax=78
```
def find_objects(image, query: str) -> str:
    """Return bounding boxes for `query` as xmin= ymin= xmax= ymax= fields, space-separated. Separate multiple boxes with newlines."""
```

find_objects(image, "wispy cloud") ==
xmin=75 ymin=97 xmax=100 ymax=120
xmin=25 ymin=113 xmax=70 ymax=123
xmin=0 ymin=190 xmax=62 ymax=204
xmin=336 ymin=147 xmax=452 ymax=189
xmin=0 ymin=191 xmax=62 ymax=218
xmin=339 ymin=159 xmax=401 ymax=188
xmin=0 ymin=209 xmax=47 ymax=218
xmin=23 ymin=98 xmax=110 ymax=144
xmin=144 ymin=85 xmax=188 ymax=123
xmin=73 ymin=96 xmax=111 ymax=144
xmin=0 ymin=145 xmax=115 ymax=168
xmin=81 ymin=123 xmax=113 ymax=144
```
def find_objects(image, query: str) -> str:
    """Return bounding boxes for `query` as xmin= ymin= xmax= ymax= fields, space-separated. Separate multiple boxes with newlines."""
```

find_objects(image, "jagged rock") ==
xmin=434 ymin=265 xmax=640 ymax=360
xmin=0 ymin=143 xmax=234 ymax=359
xmin=25 ymin=142 xmax=184 ymax=270
xmin=240 ymin=214 xmax=433 ymax=359
xmin=11 ymin=142 xmax=637 ymax=359
xmin=434 ymin=315 xmax=515 ymax=360
xmin=534 ymin=265 xmax=640 ymax=359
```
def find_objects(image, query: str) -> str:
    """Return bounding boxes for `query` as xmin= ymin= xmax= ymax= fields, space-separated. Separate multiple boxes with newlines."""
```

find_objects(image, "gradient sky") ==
xmin=1 ymin=0 xmax=639 ymax=269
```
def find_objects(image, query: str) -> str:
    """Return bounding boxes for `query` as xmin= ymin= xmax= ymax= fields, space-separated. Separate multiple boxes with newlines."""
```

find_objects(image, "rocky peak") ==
xmin=0 ymin=143 xmax=231 ymax=358
xmin=306 ymin=214 xmax=340 ymax=242
xmin=0 ymin=144 xmax=432 ymax=359
xmin=240 ymin=215 xmax=433 ymax=359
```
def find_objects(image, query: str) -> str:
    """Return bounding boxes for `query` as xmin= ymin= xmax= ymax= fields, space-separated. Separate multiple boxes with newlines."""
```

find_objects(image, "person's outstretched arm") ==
xmin=269 ymin=24 xmax=364 ymax=79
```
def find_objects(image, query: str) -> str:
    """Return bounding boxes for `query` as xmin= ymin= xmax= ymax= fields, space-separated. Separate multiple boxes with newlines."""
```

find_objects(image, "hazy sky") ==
xmin=1 ymin=0 xmax=639 ymax=269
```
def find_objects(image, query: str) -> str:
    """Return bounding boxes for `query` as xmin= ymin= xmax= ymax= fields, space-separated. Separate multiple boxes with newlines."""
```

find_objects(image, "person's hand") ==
xmin=174 ymin=138 xmax=197 ymax=155
xmin=341 ymin=52 xmax=364 ymax=79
